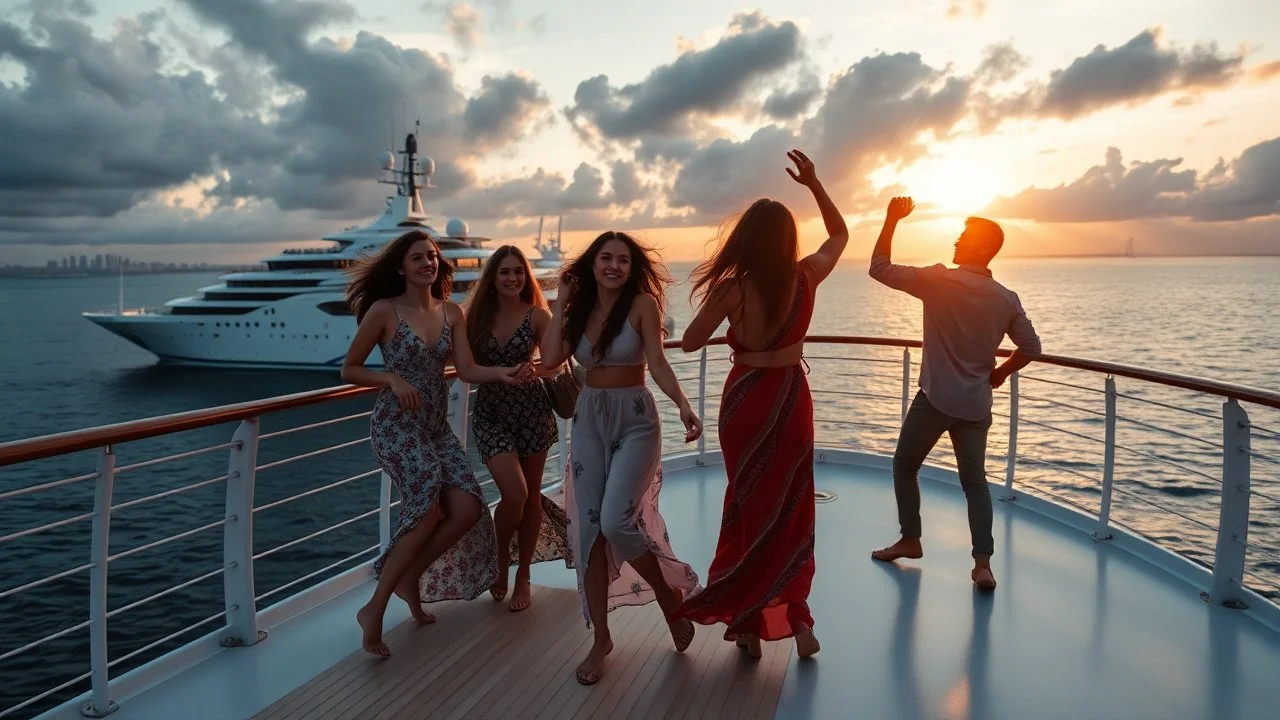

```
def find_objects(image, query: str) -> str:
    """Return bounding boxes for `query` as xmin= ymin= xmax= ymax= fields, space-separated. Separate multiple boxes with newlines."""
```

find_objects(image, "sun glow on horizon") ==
xmin=876 ymin=147 xmax=1007 ymax=217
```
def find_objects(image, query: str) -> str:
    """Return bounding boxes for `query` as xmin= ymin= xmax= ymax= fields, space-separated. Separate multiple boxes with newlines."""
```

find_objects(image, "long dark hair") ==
xmin=689 ymin=198 xmax=798 ymax=327
xmin=464 ymin=245 xmax=547 ymax=359
xmin=563 ymin=230 xmax=671 ymax=362
xmin=346 ymin=230 xmax=453 ymax=322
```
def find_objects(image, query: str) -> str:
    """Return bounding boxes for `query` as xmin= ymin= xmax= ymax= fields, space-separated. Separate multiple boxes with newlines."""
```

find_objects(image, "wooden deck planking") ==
xmin=252 ymin=585 xmax=793 ymax=720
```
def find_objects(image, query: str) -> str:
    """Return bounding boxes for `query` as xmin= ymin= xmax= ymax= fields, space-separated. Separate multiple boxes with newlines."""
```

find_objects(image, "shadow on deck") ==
xmin=252 ymin=585 xmax=790 ymax=720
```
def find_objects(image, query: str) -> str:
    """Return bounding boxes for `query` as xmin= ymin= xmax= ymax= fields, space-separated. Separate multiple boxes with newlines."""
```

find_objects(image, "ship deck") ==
xmin=60 ymin=452 xmax=1280 ymax=720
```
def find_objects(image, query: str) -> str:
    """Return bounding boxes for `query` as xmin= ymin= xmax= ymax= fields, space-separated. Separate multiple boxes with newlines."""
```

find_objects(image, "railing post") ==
xmin=1205 ymin=399 xmax=1251 ymax=608
xmin=379 ymin=471 xmax=392 ymax=556
xmin=697 ymin=347 xmax=708 ymax=462
xmin=82 ymin=446 xmax=117 ymax=717
xmin=900 ymin=348 xmax=911 ymax=420
xmin=448 ymin=379 xmax=470 ymax=451
xmin=1002 ymin=372 xmax=1019 ymax=500
xmin=221 ymin=418 xmax=264 ymax=647
xmin=1094 ymin=376 xmax=1117 ymax=540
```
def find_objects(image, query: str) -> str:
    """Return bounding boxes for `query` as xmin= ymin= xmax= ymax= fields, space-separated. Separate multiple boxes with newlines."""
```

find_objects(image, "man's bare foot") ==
xmin=871 ymin=537 xmax=923 ymax=562
xmin=357 ymin=604 xmax=390 ymax=657
xmin=735 ymin=633 xmax=762 ymax=659
xmin=795 ymin=626 xmax=820 ymax=658
xmin=395 ymin=580 xmax=435 ymax=624
xmin=972 ymin=565 xmax=997 ymax=591
xmin=575 ymin=638 xmax=612 ymax=685
xmin=508 ymin=570 xmax=532 ymax=612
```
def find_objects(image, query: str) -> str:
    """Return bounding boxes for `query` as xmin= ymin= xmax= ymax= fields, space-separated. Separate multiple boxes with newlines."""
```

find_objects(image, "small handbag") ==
xmin=541 ymin=356 xmax=584 ymax=419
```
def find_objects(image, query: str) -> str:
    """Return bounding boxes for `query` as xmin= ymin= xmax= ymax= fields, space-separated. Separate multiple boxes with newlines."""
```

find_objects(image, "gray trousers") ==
xmin=893 ymin=390 xmax=995 ymax=558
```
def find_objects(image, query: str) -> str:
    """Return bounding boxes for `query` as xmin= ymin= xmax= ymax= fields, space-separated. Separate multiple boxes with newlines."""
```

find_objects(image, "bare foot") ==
xmin=508 ymin=570 xmax=532 ymax=613
xmin=972 ymin=565 xmax=997 ymax=591
xmin=395 ymin=580 xmax=435 ymax=624
xmin=575 ymin=637 xmax=612 ymax=685
xmin=735 ymin=633 xmax=762 ymax=659
xmin=871 ymin=537 xmax=923 ymax=562
xmin=490 ymin=574 xmax=508 ymax=603
xmin=795 ymin=626 xmax=820 ymax=658
xmin=665 ymin=589 xmax=695 ymax=652
xmin=356 ymin=604 xmax=390 ymax=657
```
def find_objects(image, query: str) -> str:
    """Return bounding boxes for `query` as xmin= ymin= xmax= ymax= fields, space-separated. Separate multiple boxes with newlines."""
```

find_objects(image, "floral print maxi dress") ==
xmin=370 ymin=318 xmax=497 ymax=602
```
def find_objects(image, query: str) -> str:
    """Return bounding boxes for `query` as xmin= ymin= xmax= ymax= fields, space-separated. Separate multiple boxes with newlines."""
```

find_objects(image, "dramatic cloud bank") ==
xmin=0 ymin=1 xmax=1274 ymax=252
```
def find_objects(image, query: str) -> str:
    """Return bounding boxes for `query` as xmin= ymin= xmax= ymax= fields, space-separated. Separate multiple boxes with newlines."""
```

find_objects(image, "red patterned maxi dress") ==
xmin=674 ymin=271 xmax=817 ymax=641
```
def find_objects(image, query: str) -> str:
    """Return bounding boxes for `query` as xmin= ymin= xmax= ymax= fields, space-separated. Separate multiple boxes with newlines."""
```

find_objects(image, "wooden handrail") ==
xmin=2 ymin=338 xmax=1276 ymax=467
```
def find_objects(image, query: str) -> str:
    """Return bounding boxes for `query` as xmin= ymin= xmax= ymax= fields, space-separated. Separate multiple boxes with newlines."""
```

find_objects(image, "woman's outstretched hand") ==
xmin=785 ymin=149 xmax=819 ymax=187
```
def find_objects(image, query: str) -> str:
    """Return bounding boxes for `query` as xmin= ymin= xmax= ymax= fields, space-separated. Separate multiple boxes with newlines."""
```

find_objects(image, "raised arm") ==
xmin=681 ymin=281 xmax=739 ymax=353
xmin=341 ymin=300 xmax=422 ymax=412
xmin=637 ymin=294 xmax=702 ymax=443
xmin=446 ymin=302 xmax=524 ymax=385
xmin=539 ymin=272 xmax=575 ymax=369
xmin=786 ymin=150 xmax=849 ymax=283
xmin=868 ymin=197 xmax=932 ymax=298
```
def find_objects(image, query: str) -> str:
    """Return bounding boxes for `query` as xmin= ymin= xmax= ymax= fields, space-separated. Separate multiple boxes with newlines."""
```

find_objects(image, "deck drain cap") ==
xmin=814 ymin=489 xmax=837 ymax=504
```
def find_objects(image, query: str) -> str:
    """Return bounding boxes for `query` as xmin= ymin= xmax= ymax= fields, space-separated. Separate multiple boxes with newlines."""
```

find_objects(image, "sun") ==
xmin=881 ymin=149 xmax=1005 ymax=216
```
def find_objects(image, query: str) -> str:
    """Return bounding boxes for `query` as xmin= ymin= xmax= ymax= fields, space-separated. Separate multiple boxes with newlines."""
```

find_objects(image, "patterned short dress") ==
xmin=472 ymin=309 xmax=571 ymax=566
xmin=472 ymin=310 xmax=559 ymax=462
xmin=370 ymin=316 xmax=497 ymax=602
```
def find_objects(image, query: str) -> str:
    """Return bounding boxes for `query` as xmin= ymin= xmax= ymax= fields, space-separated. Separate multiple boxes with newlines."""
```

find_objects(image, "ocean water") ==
xmin=0 ymin=256 xmax=1278 ymax=716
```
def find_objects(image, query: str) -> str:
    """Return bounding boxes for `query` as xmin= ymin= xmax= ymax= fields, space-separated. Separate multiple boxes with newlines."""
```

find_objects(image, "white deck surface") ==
xmin=43 ymin=453 xmax=1280 ymax=720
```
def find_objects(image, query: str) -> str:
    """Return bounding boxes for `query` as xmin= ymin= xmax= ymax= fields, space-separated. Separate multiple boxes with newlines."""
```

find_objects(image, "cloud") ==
xmin=0 ymin=7 xmax=282 ymax=220
xmin=444 ymin=2 xmax=482 ymax=52
xmin=947 ymin=0 xmax=988 ymax=20
xmin=987 ymin=137 xmax=1280 ymax=223
xmin=0 ymin=0 xmax=554 ymax=249
xmin=974 ymin=42 xmax=1030 ymax=85
xmin=0 ymin=4 xmax=1272 ymax=255
xmin=565 ymin=12 xmax=803 ymax=141
xmin=1036 ymin=29 xmax=1244 ymax=119
xmin=1252 ymin=60 xmax=1280 ymax=82
xmin=762 ymin=71 xmax=822 ymax=119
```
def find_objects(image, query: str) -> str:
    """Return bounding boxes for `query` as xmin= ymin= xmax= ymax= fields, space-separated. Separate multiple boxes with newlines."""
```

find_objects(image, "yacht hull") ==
xmin=82 ymin=291 xmax=394 ymax=370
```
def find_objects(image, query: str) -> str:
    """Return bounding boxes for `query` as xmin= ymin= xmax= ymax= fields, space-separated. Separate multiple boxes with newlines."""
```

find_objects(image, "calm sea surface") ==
xmin=1 ymin=257 xmax=1278 ymax=716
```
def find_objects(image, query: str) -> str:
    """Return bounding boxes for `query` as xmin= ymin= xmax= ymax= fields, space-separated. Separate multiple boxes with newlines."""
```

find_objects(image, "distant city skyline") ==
xmin=0 ymin=0 xmax=1277 ymax=265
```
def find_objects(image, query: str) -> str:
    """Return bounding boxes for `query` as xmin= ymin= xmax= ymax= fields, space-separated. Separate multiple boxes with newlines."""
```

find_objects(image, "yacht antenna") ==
xmin=117 ymin=263 xmax=124 ymax=315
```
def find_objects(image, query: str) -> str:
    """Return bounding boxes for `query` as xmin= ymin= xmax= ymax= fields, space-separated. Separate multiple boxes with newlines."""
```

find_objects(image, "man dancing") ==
xmin=867 ymin=197 xmax=1042 ymax=590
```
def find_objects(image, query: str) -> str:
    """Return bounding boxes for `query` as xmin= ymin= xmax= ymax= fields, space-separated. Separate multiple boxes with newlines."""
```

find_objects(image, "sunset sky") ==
xmin=1 ymin=0 xmax=1277 ymax=265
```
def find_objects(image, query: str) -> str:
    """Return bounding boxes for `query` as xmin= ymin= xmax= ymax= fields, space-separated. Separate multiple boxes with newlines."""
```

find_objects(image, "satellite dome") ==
xmin=382 ymin=151 xmax=395 ymax=171
xmin=446 ymin=217 xmax=468 ymax=238
xmin=419 ymin=156 xmax=436 ymax=176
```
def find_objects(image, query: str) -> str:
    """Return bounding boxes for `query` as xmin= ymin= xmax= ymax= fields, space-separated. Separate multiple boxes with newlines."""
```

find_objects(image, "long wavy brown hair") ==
xmin=563 ymin=230 xmax=671 ymax=362
xmin=689 ymin=198 xmax=798 ymax=327
xmin=346 ymin=230 xmax=454 ymax=322
xmin=464 ymin=245 xmax=547 ymax=359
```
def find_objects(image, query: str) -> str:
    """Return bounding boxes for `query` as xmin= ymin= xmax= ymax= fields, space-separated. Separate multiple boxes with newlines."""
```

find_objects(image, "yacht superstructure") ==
xmin=82 ymin=132 xmax=559 ymax=369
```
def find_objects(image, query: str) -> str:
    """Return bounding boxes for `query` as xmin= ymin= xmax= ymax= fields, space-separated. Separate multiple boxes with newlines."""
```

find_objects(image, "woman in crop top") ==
xmin=539 ymin=230 xmax=703 ymax=686
xmin=671 ymin=149 xmax=848 ymax=661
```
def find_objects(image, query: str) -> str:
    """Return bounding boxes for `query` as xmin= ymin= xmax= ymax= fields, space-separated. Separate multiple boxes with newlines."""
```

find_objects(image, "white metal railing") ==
xmin=0 ymin=337 xmax=1278 ymax=718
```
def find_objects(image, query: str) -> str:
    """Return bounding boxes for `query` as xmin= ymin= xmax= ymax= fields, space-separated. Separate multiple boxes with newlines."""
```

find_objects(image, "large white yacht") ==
xmin=82 ymin=132 xmax=560 ymax=370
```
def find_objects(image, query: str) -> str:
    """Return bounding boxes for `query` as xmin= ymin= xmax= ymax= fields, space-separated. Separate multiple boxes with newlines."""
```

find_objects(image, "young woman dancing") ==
xmin=539 ymin=231 xmax=703 ymax=685
xmin=464 ymin=245 xmax=570 ymax=612
xmin=341 ymin=230 xmax=527 ymax=656
xmin=672 ymin=150 xmax=849 ymax=659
